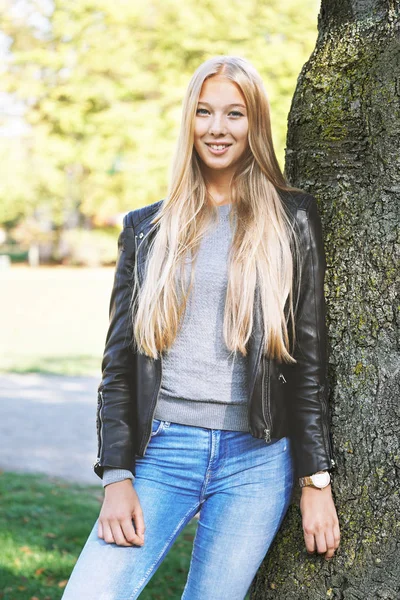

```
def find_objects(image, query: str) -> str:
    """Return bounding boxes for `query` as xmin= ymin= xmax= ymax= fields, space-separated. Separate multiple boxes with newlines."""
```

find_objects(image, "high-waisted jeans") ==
xmin=62 ymin=418 xmax=295 ymax=600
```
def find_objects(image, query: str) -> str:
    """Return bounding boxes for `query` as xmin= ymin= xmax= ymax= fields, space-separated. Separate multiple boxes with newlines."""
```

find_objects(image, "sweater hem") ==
xmin=154 ymin=396 xmax=250 ymax=431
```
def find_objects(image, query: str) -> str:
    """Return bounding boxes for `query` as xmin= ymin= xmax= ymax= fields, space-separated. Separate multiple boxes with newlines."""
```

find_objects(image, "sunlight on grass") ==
xmin=0 ymin=355 xmax=102 ymax=377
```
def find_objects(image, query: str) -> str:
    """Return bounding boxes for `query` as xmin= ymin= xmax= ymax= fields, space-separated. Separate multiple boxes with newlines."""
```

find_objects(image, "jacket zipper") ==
xmin=94 ymin=389 xmax=104 ymax=468
xmin=142 ymin=352 xmax=163 ymax=455
xmin=261 ymin=356 xmax=272 ymax=442
xmin=135 ymin=226 xmax=164 ymax=456
xmin=134 ymin=232 xmax=140 ymax=284
xmin=320 ymin=385 xmax=336 ymax=468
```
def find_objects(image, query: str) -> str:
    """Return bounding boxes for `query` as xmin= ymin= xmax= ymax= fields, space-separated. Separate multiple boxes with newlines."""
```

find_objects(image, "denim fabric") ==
xmin=62 ymin=419 xmax=295 ymax=600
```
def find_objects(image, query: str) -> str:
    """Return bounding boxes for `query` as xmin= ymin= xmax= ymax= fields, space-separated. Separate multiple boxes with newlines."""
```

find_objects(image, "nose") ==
xmin=208 ymin=114 xmax=227 ymax=136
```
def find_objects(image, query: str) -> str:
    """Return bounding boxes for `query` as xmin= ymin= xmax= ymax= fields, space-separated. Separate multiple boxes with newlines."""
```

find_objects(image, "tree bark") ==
xmin=251 ymin=2 xmax=400 ymax=599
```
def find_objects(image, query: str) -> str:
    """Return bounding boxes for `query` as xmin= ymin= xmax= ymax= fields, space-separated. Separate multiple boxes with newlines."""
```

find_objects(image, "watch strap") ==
xmin=299 ymin=475 xmax=316 ymax=488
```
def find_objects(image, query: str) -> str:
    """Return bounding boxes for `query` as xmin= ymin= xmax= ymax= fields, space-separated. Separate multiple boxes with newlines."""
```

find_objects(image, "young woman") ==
xmin=62 ymin=55 xmax=340 ymax=600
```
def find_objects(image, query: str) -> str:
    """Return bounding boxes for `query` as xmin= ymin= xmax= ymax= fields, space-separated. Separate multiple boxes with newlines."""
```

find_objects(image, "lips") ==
xmin=205 ymin=143 xmax=232 ymax=149
xmin=205 ymin=143 xmax=232 ymax=156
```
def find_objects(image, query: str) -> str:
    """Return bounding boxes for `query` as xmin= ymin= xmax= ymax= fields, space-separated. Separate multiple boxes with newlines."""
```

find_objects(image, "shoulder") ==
xmin=277 ymin=189 xmax=323 ymax=238
xmin=277 ymin=188 xmax=318 ymax=217
xmin=123 ymin=198 xmax=165 ymax=230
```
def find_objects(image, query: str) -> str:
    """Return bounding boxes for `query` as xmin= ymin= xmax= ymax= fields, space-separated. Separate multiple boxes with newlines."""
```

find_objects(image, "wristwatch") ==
xmin=298 ymin=470 xmax=331 ymax=490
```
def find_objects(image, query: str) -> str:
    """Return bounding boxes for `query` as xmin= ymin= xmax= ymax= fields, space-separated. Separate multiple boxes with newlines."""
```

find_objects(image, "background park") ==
xmin=0 ymin=1 xmax=399 ymax=599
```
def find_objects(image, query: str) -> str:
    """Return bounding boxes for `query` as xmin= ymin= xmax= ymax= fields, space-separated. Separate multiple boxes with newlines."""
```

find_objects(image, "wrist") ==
xmin=104 ymin=478 xmax=133 ymax=489
xmin=102 ymin=467 xmax=135 ymax=488
xmin=301 ymin=481 xmax=331 ymax=492
xmin=298 ymin=470 xmax=331 ymax=490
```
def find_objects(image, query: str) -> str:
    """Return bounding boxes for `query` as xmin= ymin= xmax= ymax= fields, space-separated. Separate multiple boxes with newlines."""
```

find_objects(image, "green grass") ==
xmin=0 ymin=471 xmax=199 ymax=600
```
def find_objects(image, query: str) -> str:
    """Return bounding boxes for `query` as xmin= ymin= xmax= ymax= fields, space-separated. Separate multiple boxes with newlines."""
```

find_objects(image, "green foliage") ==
xmin=0 ymin=471 xmax=198 ymax=599
xmin=1 ymin=0 xmax=320 ymax=228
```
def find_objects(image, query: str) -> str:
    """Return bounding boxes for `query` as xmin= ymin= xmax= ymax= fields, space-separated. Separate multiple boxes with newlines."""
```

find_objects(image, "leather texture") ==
xmin=93 ymin=189 xmax=337 ymax=480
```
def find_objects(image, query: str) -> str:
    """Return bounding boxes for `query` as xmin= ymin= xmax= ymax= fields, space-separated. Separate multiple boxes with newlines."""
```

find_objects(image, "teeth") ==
xmin=209 ymin=144 xmax=229 ymax=150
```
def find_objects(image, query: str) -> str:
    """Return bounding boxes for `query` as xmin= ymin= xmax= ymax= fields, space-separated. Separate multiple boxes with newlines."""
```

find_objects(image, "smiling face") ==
xmin=193 ymin=76 xmax=249 ymax=177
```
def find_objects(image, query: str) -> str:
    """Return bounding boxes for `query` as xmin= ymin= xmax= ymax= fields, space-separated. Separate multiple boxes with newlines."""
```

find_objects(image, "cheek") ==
xmin=194 ymin=120 xmax=208 ymax=141
xmin=239 ymin=125 xmax=249 ymax=143
xmin=231 ymin=122 xmax=248 ymax=146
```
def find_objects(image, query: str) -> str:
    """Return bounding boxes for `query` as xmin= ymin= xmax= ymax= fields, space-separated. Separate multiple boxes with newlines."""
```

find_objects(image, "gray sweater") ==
xmin=102 ymin=203 xmax=249 ymax=487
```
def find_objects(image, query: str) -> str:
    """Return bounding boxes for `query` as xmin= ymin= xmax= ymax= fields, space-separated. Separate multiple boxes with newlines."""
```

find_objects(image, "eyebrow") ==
xmin=197 ymin=101 xmax=247 ymax=110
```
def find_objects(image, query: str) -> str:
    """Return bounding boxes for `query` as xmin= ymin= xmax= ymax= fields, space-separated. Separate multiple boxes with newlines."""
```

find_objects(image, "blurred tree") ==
xmin=1 ymin=0 xmax=319 ymax=226
xmin=251 ymin=1 xmax=400 ymax=598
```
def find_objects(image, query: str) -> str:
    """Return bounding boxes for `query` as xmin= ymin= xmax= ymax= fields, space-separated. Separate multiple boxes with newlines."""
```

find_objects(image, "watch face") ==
xmin=311 ymin=472 xmax=330 ymax=488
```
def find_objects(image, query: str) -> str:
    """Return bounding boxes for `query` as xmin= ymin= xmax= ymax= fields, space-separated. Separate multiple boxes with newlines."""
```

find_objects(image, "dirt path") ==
xmin=0 ymin=372 xmax=101 ymax=485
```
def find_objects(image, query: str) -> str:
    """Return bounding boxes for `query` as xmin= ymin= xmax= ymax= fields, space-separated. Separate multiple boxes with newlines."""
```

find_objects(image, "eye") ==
xmin=196 ymin=108 xmax=245 ymax=117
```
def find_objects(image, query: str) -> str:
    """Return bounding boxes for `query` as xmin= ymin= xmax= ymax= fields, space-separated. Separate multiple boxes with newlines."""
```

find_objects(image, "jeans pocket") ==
xmin=151 ymin=418 xmax=165 ymax=437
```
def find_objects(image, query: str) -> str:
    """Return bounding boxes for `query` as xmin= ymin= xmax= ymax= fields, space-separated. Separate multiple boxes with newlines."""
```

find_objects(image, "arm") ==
xmin=93 ymin=215 xmax=146 ymax=547
xmin=289 ymin=193 xmax=336 ymax=479
xmin=93 ymin=213 xmax=137 ymax=481
xmin=290 ymin=193 xmax=340 ymax=559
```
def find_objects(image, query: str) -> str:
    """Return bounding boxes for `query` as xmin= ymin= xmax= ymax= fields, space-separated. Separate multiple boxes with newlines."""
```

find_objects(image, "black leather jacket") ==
xmin=93 ymin=190 xmax=336 ymax=481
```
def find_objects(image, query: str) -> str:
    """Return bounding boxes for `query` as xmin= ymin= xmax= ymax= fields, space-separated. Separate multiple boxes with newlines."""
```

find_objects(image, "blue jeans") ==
xmin=62 ymin=419 xmax=295 ymax=600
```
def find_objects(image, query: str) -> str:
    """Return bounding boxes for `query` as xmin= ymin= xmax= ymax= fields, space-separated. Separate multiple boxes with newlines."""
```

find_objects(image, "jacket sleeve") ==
xmin=289 ymin=194 xmax=336 ymax=479
xmin=93 ymin=213 xmax=137 ymax=480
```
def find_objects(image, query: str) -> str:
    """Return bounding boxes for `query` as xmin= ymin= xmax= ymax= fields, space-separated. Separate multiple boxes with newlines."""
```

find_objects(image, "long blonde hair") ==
xmin=131 ymin=55 xmax=303 ymax=364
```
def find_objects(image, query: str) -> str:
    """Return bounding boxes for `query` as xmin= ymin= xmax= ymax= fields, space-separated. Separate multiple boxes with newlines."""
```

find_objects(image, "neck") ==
xmin=201 ymin=166 xmax=234 ymax=206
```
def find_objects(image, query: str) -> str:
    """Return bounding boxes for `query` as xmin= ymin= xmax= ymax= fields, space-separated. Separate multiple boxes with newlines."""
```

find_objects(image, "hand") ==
xmin=98 ymin=479 xmax=145 ymax=547
xmin=300 ymin=484 xmax=340 ymax=560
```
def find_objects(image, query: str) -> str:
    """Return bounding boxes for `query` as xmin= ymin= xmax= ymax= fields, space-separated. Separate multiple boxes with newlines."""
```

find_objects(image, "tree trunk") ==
xmin=251 ymin=2 xmax=400 ymax=599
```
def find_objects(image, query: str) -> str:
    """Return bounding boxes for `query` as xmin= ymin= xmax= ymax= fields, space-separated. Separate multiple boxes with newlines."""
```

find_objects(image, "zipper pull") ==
xmin=264 ymin=428 xmax=271 ymax=443
xmin=278 ymin=373 xmax=287 ymax=384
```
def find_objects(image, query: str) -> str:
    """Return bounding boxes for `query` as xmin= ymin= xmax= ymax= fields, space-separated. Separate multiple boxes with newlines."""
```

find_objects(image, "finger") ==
xmin=120 ymin=517 xmax=144 ymax=546
xmin=333 ymin=520 xmax=341 ymax=549
xmin=314 ymin=530 xmax=327 ymax=555
xmin=303 ymin=531 xmax=316 ymax=554
xmin=324 ymin=530 xmax=336 ymax=560
xmin=98 ymin=520 xmax=104 ymax=539
xmin=132 ymin=506 xmax=146 ymax=539
xmin=102 ymin=521 xmax=116 ymax=545
xmin=109 ymin=519 xmax=133 ymax=547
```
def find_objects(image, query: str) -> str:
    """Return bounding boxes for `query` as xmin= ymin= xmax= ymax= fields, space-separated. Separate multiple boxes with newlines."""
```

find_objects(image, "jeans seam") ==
xmin=129 ymin=503 xmax=199 ymax=599
xmin=199 ymin=430 xmax=220 ymax=503
xmin=181 ymin=523 xmax=199 ymax=600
